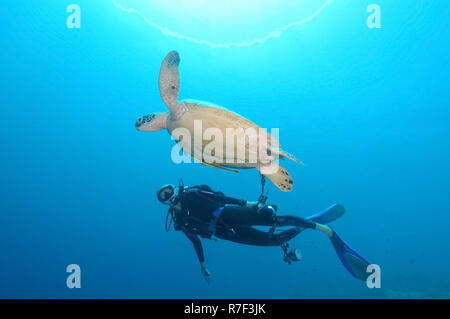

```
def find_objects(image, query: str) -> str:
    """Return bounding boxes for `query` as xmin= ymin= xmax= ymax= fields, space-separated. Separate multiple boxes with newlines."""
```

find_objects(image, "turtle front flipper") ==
xmin=159 ymin=51 xmax=187 ymax=120
xmin=257 ymin=164 xmax=294 ymax=192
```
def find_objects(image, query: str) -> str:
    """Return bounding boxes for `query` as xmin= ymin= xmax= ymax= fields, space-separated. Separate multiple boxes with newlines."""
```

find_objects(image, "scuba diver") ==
xmin=157 ymin=180 xmax=371 ymax=284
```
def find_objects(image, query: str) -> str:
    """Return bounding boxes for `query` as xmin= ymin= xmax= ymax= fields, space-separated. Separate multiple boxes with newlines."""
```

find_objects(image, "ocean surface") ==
xmin=0 ymin=0 xmax=449 ymax=298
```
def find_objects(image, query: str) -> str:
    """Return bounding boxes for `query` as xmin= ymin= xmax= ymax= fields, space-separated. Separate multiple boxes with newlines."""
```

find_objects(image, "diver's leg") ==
xmin=276 ymin=215 xmax=316 ymax=229
xmin=276 ymin=215 xmax=333 ymax=236
xmin=268 ymin=227 xmax=302 ymax=245
xmin=220 ymin=206 xmax=332 ymax=236
xmin=215 ymin=226 xmax=302 ymax=246
xmin=219 ymin=205 xmax=273 ymax=227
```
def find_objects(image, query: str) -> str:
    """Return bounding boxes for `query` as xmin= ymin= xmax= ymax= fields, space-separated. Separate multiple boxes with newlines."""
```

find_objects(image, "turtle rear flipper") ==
xmin=200 ymin=162 xmax=239 ymax=173
xmin=257 ymin=164 xmax=293 ymax=192
xmin=279 ymin=149 xmax=303 ymax=165
xmin=268 ymin=145 xmax=303 ymax=165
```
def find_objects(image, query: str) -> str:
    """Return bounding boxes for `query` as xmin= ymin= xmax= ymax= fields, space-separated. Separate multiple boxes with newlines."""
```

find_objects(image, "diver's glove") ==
xmin=245 ymin=201 xmax=260 ymax=209
xmin=200 ymin=262 xmax=211 ymax=285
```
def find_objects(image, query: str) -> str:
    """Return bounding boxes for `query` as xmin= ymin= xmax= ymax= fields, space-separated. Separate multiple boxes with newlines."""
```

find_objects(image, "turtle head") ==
xmin=135 ymin=112 xmax=168 ymax=132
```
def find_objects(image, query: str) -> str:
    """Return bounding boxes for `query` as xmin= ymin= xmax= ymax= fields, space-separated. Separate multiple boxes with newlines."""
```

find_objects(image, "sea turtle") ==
xmin=135 ymin=51 xmax=301 ymax=192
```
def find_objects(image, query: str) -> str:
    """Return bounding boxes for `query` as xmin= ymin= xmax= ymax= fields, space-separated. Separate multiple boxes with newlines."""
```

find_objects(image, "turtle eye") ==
xmin=171 ymin=85 xmax=176 ymax=90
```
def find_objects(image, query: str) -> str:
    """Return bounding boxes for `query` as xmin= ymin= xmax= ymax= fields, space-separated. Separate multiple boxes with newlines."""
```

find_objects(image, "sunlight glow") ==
xmin=112 ymin=0 xmax=335 ymax=48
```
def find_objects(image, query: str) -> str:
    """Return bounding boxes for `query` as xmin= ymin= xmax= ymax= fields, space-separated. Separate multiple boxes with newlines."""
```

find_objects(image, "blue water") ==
xmin=1 ymin=0 xmax=449 ymax=298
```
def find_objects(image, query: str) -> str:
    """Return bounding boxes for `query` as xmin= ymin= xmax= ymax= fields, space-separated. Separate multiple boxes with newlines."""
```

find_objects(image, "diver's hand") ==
xmin=200 ymin=262 xmax=211 ymax=284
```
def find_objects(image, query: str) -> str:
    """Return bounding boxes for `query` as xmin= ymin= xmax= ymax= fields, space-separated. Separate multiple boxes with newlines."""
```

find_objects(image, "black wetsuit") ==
xmin=171 ymin=185 xmax=317 ymax=264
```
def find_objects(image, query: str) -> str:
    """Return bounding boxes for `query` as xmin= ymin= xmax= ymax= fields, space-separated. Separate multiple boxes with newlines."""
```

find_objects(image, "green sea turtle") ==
xmin=135 ymin=51 xmax=301 ymax=192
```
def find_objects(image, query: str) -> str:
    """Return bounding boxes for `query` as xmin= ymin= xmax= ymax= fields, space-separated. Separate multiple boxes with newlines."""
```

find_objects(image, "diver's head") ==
xmin=135 ymin=112 xmax=168 ymax=132
xmin=156 ymin=184 xmax=176 ymax=206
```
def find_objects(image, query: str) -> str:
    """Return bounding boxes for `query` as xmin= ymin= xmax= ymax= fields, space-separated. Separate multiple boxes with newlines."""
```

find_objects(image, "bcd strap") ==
xmin=207 ymin=206 xmax=225 ymax=237
xmin=165 ymin=208 xmax=174 ymax=232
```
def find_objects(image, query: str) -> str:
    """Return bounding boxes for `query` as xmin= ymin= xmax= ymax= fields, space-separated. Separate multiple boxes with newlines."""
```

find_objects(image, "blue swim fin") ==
xmin=307 ymin=204 xmax=345 ymax=224
xmin=329 ymin=230 xmax=371 ymax=281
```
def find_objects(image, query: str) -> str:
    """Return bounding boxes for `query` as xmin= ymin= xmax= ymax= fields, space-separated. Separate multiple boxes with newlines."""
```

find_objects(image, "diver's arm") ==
xmin=208 ymin=192 xmax=258 ymax=208
xmin=183 ymin=231 xmax=210 ymax=283
xmin=191 ymin=186 xmax=263 ymax=210
xmin=200 ymin=262 xmax=210 ymax=284
xmin=183 ymin=231 xmax=205 ymax=263
xmin=194 ymin=189 xmax=248 ymax=207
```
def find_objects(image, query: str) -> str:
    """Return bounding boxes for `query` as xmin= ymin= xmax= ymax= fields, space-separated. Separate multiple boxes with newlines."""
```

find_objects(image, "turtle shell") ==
xmin=167 ymin=99 xmax=279 ymax=168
